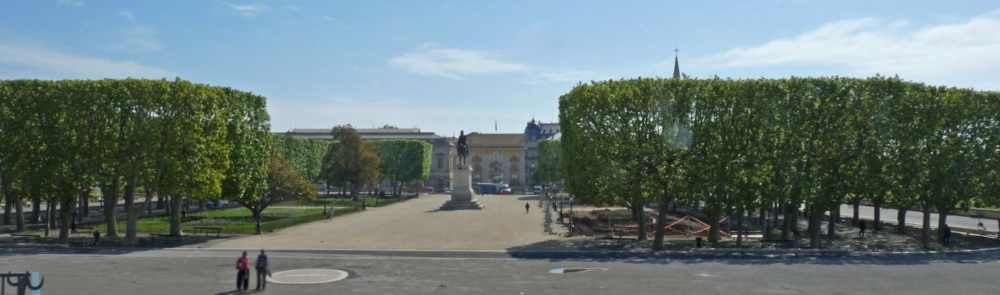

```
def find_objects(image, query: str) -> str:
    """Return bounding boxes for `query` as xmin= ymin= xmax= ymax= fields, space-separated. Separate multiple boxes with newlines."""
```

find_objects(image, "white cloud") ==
xmin=227 ymin=3 xmax=268 ymax=17
xmin=113 ymin=10 xmax=161 ymax=52
xmin=119 ymin=10 xmax=135 ymax=21
xmin=0 ymin=42 xmax=174 ymax=79
xmin=57 ymin=0 xmax=84 ymax=7
xmin=117 ymin=25 xmax=162 ymax=52
xmin=389 ymin=44 xmax=529 ymax=79
xmin=693 ymin=11 xmax=1000 ymax=90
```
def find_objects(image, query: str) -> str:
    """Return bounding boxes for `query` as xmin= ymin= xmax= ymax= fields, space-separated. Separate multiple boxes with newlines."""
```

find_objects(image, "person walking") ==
xmin=942 ymin=223 xmax=952 ymax=246
xmin=858 ymin=220 xmax=867 ymax=239
xmin=525 ymin=203 xmax=530 ymax=214
xmin=236 ymin=251 xmax=250 ymax=291
xmin=256 ymin=250 xmax=270 ymax=290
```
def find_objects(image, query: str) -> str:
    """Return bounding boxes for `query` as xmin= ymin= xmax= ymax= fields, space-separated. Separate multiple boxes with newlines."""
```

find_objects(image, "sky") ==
xmin=3 ymin=1 xmax=1000 ymax=136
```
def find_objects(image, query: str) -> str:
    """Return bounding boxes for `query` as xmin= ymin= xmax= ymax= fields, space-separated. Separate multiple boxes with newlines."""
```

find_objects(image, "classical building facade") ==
xmin=466 ymin=133 xmax=526 ymax=190
xmin=284 ymin=128 xmax=453 ymax=192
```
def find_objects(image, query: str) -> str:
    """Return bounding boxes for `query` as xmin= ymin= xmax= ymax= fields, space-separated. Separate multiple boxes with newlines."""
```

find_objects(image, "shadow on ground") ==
xmin=504 ymin=238 xmax=1000 ymax=266
xmin=0 ymin=234 xmax=230 ymax=257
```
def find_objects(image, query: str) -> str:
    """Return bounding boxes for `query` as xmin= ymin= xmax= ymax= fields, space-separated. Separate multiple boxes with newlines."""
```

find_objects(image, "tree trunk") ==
xmin=80 ymin=187 xmax=90 ymax=217
xmin=736 ymin=205 xmax=745 ymax=247
xmin=59 ymin=196 xmax=73 ymax=241
xmin=937 ymin=207 xmax=949 ymax=244
xmin=707 ymin=205 xmax=721 ymax=246
xmin=46 ymin=200 xmax=55 ymax=237
xmin=873 ymin=198 xmax=882 ymax=231
xmin=31 ymin=195 xmax=41 ymax=224
xmin=921 ymin=204 xmax=931 ymax=249
xmin=637 ymin=204 xmax=647 ymax=241
xmin=2 ymin=181 xmax=10 ymax=225
xmin=144 ymin=190 xmax=153 ymax=216
xmin=896 ymin=208 xmax=907 ymax=234
xmin=653 ymin=196 xmax=670 ymax=251
xmin=124 ymin=176 xmax=138 ymax=243
xmin=808 ymin=205 xmax=822 ymax=248
xmin=14 ymin=196 xmax=24 ymax=232
xmin=103 ymin=179 xmax=120 ymax=238
xmin=759 ymin=205 xmax=768 ymax=240
xmin=169 ymin=195 xmax=183 ymax=236
xmin=852 ymin=198 xmax=860 ymax=225
xmin=827 ymin=206 xmax=837 ymax=238
xmin=156 ymin=193 xmax=164 ymax=209
xmin=253 ymin=208 xmax=262 ymax=235
xmin=782 ymin=201 xmax=795 ymax=241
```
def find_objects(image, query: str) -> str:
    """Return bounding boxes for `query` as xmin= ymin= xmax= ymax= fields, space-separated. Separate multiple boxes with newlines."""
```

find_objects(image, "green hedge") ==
xmin=560 ymin=76 xmax=1000 ymax=245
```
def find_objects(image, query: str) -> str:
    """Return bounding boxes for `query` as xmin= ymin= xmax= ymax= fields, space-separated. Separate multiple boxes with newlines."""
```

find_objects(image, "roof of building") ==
xmin=467 ymin=133 xmax=524 ymax=148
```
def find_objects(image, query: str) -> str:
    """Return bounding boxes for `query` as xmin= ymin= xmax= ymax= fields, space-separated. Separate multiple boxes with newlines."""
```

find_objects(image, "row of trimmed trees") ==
xmin=318 ymin=126 xmax=433 ymax=200
xmin=0 ymin=79 xmax=317 ymax=240
xmin=559 ymin=77 xmax=1000 ymax=249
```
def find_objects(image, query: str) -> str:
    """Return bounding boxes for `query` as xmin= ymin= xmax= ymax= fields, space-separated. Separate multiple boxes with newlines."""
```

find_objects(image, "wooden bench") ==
xmin=192 ymin=226 xmax=223 ymax=238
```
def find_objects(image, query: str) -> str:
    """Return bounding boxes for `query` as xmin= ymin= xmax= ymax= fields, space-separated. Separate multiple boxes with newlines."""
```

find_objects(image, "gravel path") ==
xmin=199 ymin=194 xmax=568 ymax=251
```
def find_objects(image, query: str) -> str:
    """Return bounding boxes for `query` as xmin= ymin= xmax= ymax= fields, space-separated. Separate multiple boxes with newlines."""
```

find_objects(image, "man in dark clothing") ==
xmin=525 ymin=203 xmax=530 ymax=214
xmin=256 ymin=250 xmax=270 ymax=290
xmin=858 ymin=220 xmax=867 ymax=239
xmin=942 ymin=224 xmax=952 ymax=246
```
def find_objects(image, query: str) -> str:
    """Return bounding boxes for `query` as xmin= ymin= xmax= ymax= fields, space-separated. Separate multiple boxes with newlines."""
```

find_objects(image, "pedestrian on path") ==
xmin=858 ymin=220 xmax=866 ymax=239
xmin=256 ymin=249 xmax=270 ymax=290
xmin=236 ymin=251 xmax=250 ymax=291
xmin=942 ymin=224 xmax=952 ymax=246
xmin=525 ymin=203 xmax=530 ymax=214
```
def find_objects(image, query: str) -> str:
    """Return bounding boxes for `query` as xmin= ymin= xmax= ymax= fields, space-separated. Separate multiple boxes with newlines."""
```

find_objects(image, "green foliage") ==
xmin=320 ymin=126 xmax=380 ymax=198
xmin=271 ymin=133 xmax=329 ymax=182
xmin=372 ymin=140 xmax=431 ymax=196
xmin=535 ymin=139 xmax=562 ymax=183
xmin=560 ymin=77 xmax=1000 ymax=246
xmin=0 ymin=79 xmax=271 ymax=237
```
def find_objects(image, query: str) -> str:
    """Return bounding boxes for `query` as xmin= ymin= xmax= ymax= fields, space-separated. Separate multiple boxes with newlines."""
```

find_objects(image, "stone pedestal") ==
xmin=440 ymin=166 xmax=483 ymax=210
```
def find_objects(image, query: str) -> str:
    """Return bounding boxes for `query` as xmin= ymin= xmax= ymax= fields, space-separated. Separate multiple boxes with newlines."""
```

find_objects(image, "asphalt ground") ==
xmin=4 ymin=248 xmax=1000 ymax=295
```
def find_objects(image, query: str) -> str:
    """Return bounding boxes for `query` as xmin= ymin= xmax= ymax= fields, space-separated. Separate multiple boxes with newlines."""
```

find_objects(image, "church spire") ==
xmin=672 ymin=48 xmax=681 ymax=80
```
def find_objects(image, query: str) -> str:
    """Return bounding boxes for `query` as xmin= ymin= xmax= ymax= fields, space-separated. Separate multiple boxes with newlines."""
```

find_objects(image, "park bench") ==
xmin=192 ymin=226 xmax=223 ymax=238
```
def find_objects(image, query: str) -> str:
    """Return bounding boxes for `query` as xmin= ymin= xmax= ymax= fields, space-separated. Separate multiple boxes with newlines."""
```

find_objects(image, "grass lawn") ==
xmin=276 ymin=196 xmax=402 ymax=208
xmin=95 ymin=206 xmax=360 ymax=235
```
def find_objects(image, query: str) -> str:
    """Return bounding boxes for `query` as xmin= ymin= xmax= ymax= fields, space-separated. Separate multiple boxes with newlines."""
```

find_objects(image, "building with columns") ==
xmin=466 ymin=133 xmax=526 ymax=190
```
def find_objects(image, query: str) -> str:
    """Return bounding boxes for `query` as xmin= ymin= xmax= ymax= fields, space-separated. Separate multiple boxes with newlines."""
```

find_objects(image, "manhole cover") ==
xmin=267 ymin=269 xmax=349 ymax=285
xmin=549 ymin=267 xmax=607 ymax=274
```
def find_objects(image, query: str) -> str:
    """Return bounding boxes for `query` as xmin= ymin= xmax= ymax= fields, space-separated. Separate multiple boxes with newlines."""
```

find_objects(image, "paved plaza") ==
xmin=5 ymin=248 xmax=1000 ymax=294
xmin=203 ymin=194 xmax=567 ymax=251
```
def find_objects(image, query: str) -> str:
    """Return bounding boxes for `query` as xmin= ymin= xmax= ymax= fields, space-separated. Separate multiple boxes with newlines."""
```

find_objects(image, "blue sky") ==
xmin=3 ymin=1 xmax=1000 ymax=136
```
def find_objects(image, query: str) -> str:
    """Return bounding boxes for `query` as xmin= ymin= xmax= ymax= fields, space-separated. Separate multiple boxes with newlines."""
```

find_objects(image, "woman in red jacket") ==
xmin=236 ymin=251 xmax=250 ymax=291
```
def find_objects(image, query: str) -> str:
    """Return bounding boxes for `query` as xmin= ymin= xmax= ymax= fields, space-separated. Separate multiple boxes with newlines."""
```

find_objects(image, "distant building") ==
xmin=523 ymin=119 xmax=560 ymax=189
xmin=466 ymin=133 xmax=526 ymax=190
xmin=284 ymin=127 xmax=453 ymax=192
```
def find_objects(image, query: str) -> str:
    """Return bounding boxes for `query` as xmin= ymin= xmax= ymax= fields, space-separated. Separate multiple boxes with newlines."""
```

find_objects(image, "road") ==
xmin=840 ymin=204 xmax=999 ymax=232
xmin=4 ymin=248 xmax=1000 ymax=294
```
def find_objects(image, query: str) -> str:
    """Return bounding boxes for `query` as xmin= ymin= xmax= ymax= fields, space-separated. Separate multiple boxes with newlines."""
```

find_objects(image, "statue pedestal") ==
xmin=441 ymin=166 xmax=483 ymax=210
